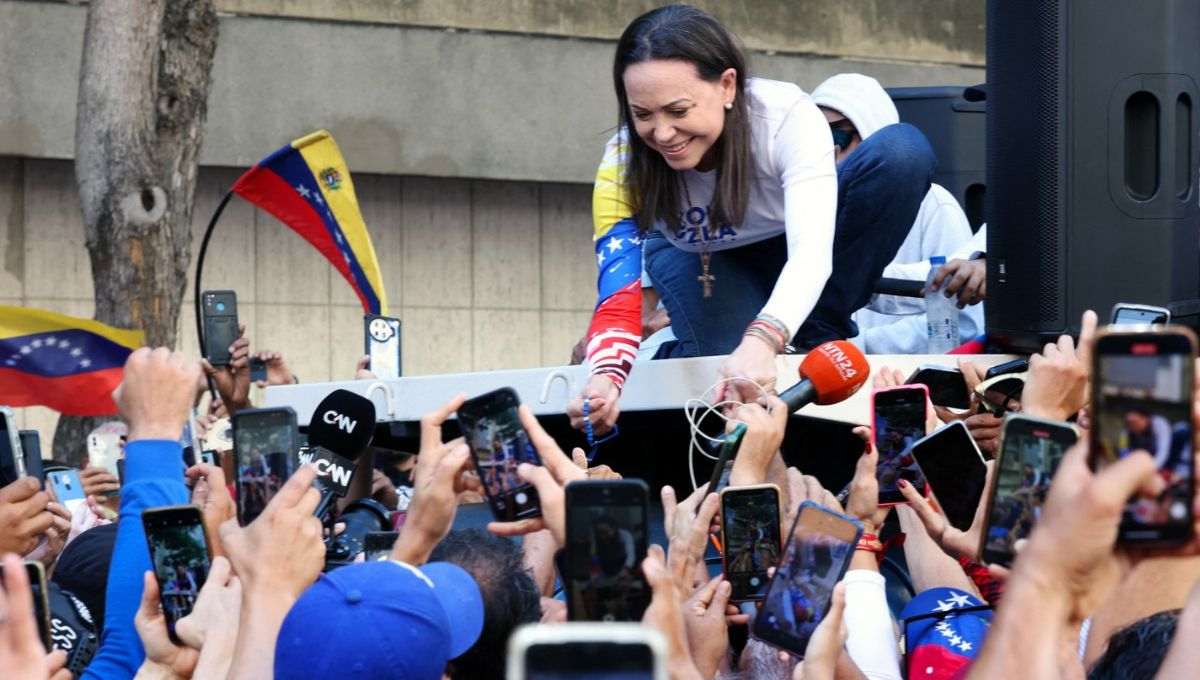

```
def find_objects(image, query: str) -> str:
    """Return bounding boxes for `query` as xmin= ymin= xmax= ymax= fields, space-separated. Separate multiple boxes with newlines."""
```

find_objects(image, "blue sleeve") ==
xmin=81 ymin=440 xmax=188 ymax=680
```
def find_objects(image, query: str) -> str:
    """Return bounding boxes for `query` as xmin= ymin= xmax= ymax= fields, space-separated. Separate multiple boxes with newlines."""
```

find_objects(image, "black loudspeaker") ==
xmin=985 ymin=0 xmax=1200 ymax=351
xmin=888 ymin=87 xmax=987 ymax=232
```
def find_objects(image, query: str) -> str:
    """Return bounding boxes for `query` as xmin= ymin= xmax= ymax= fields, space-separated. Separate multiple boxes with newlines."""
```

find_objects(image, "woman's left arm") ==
xmin=719 ymin=97 xmax=837 ymax=402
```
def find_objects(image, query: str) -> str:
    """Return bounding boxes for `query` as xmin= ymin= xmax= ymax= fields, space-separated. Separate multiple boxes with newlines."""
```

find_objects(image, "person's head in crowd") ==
xmin=811 ymin=73 xmax=899 ymax=162
xmin=430 ymin=529 xmax=541 ymax=680
xmin=87 ymin=420 xmax=128 ymax=440
xmin=51 ymin=522 xmax=117 ymax=634
xmin=729 ymin=638 xmax=796 ymax=679
xmin=613 ymin=3 xmax=750 ymax=230
xmin=1124 ymin=404 xmax=1153 ymax=436
xmin=1087 ymin=609 xmax=1180 ymax=680
xmin=273 ymin=560 xmax=484 ymax=680
xmin=900 ymin=587 xmax=992 ymax=679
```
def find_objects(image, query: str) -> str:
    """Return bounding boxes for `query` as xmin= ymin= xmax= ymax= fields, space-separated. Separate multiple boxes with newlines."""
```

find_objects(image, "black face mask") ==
xmin=829 ymin=123 xmax=857 ymax=151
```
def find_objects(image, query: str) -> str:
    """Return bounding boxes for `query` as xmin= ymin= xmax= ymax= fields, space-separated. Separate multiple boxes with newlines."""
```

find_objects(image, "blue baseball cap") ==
xmin=274 ymin=560 xmax=484 ymax=679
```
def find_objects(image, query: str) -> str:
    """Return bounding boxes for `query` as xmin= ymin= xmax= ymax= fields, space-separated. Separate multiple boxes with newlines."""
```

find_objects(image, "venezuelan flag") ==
xmin=232 ymin=130 xmax=388 ymax=314
xmin=0 ymin=307 xmax=143 ymax=416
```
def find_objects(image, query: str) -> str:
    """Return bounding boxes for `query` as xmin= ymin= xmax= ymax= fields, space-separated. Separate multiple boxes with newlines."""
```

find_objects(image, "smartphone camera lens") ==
xmin=215 ymin=301 xmax=226 ymax=312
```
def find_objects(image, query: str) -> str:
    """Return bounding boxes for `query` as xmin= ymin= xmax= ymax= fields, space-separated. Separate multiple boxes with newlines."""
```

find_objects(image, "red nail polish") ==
xmin=898 ymin=479 xmax=908 ymax=489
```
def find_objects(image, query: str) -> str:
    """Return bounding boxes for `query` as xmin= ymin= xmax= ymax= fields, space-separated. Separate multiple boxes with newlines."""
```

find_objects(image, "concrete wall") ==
xmin=2 ymin=157 xmax=596 ymax=437
xmin=0 ymin=0 xmax=986 ymax=440
xmin=0 ymin=1 xmax=985 ymax=183
xmin=212 ymin=0 xmax=986 ymax=65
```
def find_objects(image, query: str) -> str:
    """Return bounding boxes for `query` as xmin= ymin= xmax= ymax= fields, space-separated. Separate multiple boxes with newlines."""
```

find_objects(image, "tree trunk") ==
xmin=54 ymin=0 xmax=218 ymax=465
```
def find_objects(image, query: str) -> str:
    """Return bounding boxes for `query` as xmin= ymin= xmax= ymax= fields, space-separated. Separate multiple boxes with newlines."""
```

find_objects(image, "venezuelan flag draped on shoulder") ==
xmin=0 ymin=307 xmax=143 ymax=416
xmin=231 ymin=130 xmax=388 ymax=315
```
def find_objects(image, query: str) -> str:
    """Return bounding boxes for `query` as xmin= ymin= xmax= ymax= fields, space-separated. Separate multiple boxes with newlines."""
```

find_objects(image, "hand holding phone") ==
xmin=721 ymin=484 xmax=782 ymax=602
xmin=49 ymin=469 xmax=88 ymax=516
xmin=457 ymin=388 xmax=543 ymax=523
xmin=911 ymin=421 xmax=988 ymax=532
xmin=906 ymin=365 xmax=971 ymax=410
xmin=707 ymin=423 xmax=747 ymax=494
xmin=871 ymin=386 xmax=929 ymax=505
xmin=1090 ymin=326 xmax=1196 ymax=545
xmin=233 ymin=408 xmax=298 ymax=526
xmin=564 ymin=480 xmax=651 ymax=621
xmin=364 ymin=314 xmax=402 ymax=380
xmin=201 ymin=290 xmax=238 ymax=366
xmin=142 ymin=505 xmax=211 ymax=643
xmin=982 ymin=415 xmax=1076 ymax=566
xmin=0 ymin=406 xmax=28 ymax=484
xmin=754 ymin=502 xmax=863 ymax=657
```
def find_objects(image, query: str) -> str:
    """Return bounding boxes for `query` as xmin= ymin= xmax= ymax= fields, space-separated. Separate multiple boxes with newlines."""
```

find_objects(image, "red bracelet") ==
xmin=856 ymin=532 xmax=883 ymax=553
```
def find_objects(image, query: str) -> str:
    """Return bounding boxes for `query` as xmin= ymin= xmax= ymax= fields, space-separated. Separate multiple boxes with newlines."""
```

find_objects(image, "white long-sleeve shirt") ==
xmin=843 ymin=570 xmax=902 ymax=680
xmin=851 ymin=208 xmax=986 ymax=354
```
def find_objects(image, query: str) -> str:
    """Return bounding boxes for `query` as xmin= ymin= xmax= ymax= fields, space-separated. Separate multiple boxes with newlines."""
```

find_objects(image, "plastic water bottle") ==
xmin=925 ymin=256 xmax=959 ymax=353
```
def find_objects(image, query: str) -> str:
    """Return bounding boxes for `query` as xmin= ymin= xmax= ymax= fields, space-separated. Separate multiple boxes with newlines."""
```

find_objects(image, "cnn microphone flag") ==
xmin=0 ymin=306 xmax=143 ymax=416
xmin=232 ymin=130 xmax=389 ymax=314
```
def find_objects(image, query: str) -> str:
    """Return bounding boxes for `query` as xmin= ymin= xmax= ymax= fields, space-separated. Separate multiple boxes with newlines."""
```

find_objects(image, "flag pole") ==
xmin=194 ymin=189 xmax=234 ymax=402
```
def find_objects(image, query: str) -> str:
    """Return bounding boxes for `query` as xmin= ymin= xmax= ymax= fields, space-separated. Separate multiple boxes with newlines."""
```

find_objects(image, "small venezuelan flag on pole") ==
xmin=231 ymin=130 xmax=388 ymax=315
xmin=0 ymin=307 xmax=143 ymax=416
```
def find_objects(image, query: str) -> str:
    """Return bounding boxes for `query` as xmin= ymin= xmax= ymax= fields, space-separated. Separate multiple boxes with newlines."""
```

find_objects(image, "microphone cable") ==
xmin=683 ymin=376 xmax=774 ymax=493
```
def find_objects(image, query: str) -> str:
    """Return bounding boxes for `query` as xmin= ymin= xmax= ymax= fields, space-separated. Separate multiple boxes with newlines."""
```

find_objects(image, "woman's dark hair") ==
xmin=613 ymin=4 xmax=750 ymax=233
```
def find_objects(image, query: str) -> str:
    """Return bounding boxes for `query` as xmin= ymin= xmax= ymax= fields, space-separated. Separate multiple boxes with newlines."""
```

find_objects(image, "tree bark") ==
xmin=54 ymin=0 xmax=218 ymax=465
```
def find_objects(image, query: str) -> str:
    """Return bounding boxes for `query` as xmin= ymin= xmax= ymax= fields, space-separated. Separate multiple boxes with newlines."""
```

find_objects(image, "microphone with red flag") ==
xmin=778 ymin=341 xmax=870 ymax=412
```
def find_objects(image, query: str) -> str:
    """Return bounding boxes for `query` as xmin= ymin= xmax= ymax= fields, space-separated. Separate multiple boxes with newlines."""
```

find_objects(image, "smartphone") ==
xmin=233 ymin=407 xmax=298 ymax=526
xmin=564 ymin=480 xmax=651 ymax=622
xmin=1090 ymin=327 xmax=1196 ymax=545
xmin=707 ymin=423 xmax=747 ymax=494
xmin=720 ymin=484 xmax=782 ymax=603
xmin=364 ymin=314 xmax=402 ymax=380
xmin=0 ymin=405 xmax=28 ymax=484
xmin=17 ymin=431 xmax=44 ymax=485
xmin=981 ymin=415 xmax=1077 ymax=566
xmin=202 ymin=417 xmax=233 ymax=452
xmin=200 ymin=450 xmax=219 ymax=467
xmin=905 ymin=365 xmax=971 ymax=410
xmin=142 ymin=505 xmax=210 ymax=644
xmin=363 ymin=531 xmax=399 ymax=561
xmin=201 ymin=290 xmax=238 ymax=366
xmin=910 ymin=421 xmax=988 ymax=532
xmin=457 ymin=388 xmax=542 ymax=522
xmin=754 ymin=502 xmax=863 ymax=657
xmin=0 ymin=559 xmax=50 ymax=651
xmin=507 ymin=622 xmax=668 ymax=680
xmin=872 ymin=385 xmax=929 ymax=505
xmin=1111 ymin=302 xmax=1171 ymax=326
xmin=985 ymin=358 xmax=1029 ymax=380
xmin=249 ymin=357 xmax=268 ymax=384
xmin=49 ymin=469 xmax=88 ymax=516
xmin=86 ymin=433 xmax=122 ymax=495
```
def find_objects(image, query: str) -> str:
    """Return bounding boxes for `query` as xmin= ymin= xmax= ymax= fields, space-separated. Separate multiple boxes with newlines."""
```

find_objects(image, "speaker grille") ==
xmin=1035 ymin=0 xmax=1062 ymax=322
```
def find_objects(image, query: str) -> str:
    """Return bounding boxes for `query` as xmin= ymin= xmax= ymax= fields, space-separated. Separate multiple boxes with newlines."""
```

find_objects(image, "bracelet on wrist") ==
xmin=856 ymin=532 xmax=884 ymax=554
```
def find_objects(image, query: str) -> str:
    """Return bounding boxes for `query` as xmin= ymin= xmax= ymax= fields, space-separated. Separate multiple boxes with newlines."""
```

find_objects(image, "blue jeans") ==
xmin=645 ymin=123 xmax=935 ymax=356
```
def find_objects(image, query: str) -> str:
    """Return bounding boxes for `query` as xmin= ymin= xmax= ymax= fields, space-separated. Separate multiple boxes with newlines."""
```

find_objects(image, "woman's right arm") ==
xmin=568 ymin=136 xmax=644 ymax=435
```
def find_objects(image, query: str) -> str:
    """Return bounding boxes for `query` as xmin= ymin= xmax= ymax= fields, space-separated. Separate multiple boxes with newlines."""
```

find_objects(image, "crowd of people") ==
xmin=3 ymin=3 xmax=1196 ymax=680
xmin=7 ymin=305 xmax=1200 ymax=679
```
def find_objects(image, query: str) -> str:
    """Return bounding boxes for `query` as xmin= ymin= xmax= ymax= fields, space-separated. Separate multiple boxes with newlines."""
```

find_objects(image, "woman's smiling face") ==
xmin=623 ymin=59 xmax=736 ymax=172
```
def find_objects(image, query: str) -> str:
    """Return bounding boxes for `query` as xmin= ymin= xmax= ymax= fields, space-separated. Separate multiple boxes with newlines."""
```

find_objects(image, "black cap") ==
xmin=51 ymin=523 xmax=117 ymax=634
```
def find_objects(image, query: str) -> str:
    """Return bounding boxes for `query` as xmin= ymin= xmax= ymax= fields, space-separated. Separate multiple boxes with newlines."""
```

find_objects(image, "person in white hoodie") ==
xmin=812 ymin=73 xmax=985 ymax=354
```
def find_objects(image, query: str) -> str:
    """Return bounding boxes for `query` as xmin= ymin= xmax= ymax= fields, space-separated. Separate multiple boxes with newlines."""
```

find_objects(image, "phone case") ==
xmin=458 ymin=388 xmax=542 ymax=522
xmin=871 ymin=384 xmax=930 ymax=506
xmin=753 ymin=502 xmax=863 ymax=656
xmin=980 ymin=414 xmax=1077 ymax=565
xmin=1090 ymin=326 xmax=1197 ymax=546
xmin=719 ymin=483 xmax=782 ymax=603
